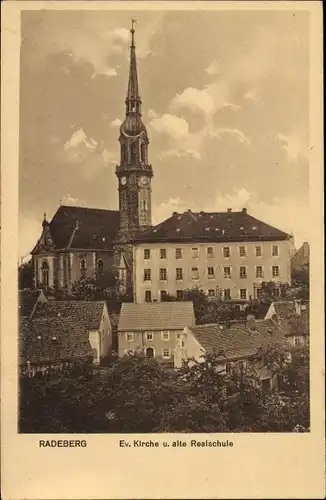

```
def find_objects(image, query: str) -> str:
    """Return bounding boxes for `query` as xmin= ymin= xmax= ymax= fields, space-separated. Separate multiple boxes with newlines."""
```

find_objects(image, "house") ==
xmin=20 ymin=300 xmax=112 ymax=375
xmin=117 ymin=301 xmax=195 ymax=362
xmin=265 ymin=300 xmax=309 ymax=347
xmin=174 ymin=319 xmax=286 ymax=390
xmin=18 ymin=289 xmax=47 ymax=319
xmin=291 ymin=242 xmax=309 ymax=272
xmin=133 ymin=209 xmax=294 ymax=304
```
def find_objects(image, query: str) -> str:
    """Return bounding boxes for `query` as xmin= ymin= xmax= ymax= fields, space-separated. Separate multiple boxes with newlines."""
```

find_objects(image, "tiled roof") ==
xmin=135 ymin=209 xmax=291 ymax=243
xmin=20 ymin=317 xmax=92 ymax=365
xmin=190 ymin=321 xmax=285 ymax=361
xmin=118 ymin=301 xmax=196 ymax=331
xmin=271 ymin=300 xmax=309 ymax=337
xmin=19 ymin=290 xmax=46 ymax=318
xmin=32 ymin=300 xmax=105 ymax=330
xmin=32 ymin=205 xmax=120 ymax=253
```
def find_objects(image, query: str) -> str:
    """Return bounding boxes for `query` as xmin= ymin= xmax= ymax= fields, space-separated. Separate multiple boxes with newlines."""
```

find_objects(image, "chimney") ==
xmin=242 ymin=208 xmax=247 ymax=214
xmin=227 ymin=208 xmax=232 ymax=213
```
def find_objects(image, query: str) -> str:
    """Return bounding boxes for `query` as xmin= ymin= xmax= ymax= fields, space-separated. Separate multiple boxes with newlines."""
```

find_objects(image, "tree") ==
xmin=18 ymin=259 xmax=34 ymax=289
xmin=19 ymin=344 xmax=309 ymax=433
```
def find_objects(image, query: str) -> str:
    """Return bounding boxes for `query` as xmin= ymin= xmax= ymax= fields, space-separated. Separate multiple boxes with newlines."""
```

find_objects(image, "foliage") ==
xmin=19 ymin=343 xmax=309 ymax=434
xmin=18 ymin=259 xmax=34 ymax=289
xmin=54 ymin=274 xmax=132 ymax=314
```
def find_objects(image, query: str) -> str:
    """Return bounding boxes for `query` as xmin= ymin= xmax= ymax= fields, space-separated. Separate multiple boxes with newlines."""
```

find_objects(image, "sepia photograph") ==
xmin=17 ymin=7 xmax=312 ymax=435
xmin=2 ymin=2 xmax=324 ymax=499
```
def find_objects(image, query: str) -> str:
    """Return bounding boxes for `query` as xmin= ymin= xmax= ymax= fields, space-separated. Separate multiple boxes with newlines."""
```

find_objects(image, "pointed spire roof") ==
xmin=126 ymin=19 xmax=140 ymax=103
xmin=120 ymin=20 xmax=148 ymax=137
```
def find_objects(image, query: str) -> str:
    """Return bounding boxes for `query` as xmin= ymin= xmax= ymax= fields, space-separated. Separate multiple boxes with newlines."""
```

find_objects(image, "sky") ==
xmin=19 ymin=9 xmax=310 ymax=259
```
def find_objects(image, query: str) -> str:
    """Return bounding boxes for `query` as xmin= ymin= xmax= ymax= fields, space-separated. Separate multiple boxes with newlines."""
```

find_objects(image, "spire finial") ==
xmin=43 ymin=212 xmax=47 ymax=221
xmin=130 ymin=18 xmax=137 ymax=47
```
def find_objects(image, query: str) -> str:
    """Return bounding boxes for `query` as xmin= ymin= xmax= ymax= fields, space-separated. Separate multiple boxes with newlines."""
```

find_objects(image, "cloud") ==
xmin=60 ymin=194 xmax=86 ymax=206
xmin=210 ymin=127 xmax=250 ymax=145
xmin=159 ymin=149 xmax=201 ymax=161
xmin=205 ymin=60 xmax=220 ymax=76
xmin=148 ymin=109 xmax=158 ymax=119
xmin=170 ymin=87 xmax=215 ymax=116
xmin=152 ymin=197 xmax=187 ymax=225
xmin=64 ymin=129 xmax=97 ymax=151
xmin=110 ymin=118 xmax=123 ymax=128
xmin=276 ymin=128 xmax=308 ymax=163
xmin=148 ymin=113 xmax=189 ymax=139
xmin=169 ymin=83 xmax=240 ymax=123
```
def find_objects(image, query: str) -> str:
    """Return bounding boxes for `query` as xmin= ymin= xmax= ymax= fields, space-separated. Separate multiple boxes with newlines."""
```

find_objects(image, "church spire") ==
xmin=125 ymin=19 xmax=141 ymax=116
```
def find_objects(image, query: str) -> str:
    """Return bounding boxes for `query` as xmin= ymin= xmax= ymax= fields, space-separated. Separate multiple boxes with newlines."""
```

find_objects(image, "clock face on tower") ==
xmin=121 ymin=176 xmax=127 ymax=186
xmin=139 ymin=176 xmax=149 ymax=186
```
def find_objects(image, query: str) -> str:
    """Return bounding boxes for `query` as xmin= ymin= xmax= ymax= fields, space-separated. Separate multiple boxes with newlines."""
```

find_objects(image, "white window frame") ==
xmin=161 ymin=331 xmax=170 ymax=341
xmin=207 ymin=266 xmax=215 ymax=279
xmin=126 ymin=332 xmax=134 ymax=342
xmin=144 ymin=248 xmax=151 ymax=260
xmin=146 ymin=331 xmax=153 ymax=341
xmin=239 ymin=245 xmax=246 ymax=258
xmin=144 ymin=268 xmax=151 ymax=281
xmin=160 ymin=290 xmax=168 ymax=301
xmin=224 ymin=266 xmax=231 ymax=279
xmin=223 ymin=246 xmax=231 ymax=258
xmin=175 ymin=248 xmax=182 ymax=259
xmin=272 ymin=265 xmax=280 ymax=278
xmin=191 ymin=267 xmax=199 ymax=280
xmin=176 ymin=268 xmax=183 ymax=281
xmin=224 ymin=288 xmax=231 ymax=301
xmin=240 ymin=288 xmax=247 ymax=300
xmin=160 ymin=248 xmax=167 ymax=259
xmin=256 ymin=265 xmax=263 ymax=279
xmin=159 ymin=268 xmax=167 ymax=281
xmin=272 ymin=245 xmax=279 ymax=257
xmin=162 ymin=348 xmax=171 ymax=359
xmin=255 ymin=245 xmax=262 ymax=257
xmin=144 ymin=290 xmax=152 ymax=302
xmin=191 ymin=247 xmax=199 ymax=259
xmin=239 ymin=266 xmax=247 ymax=279
xmin=207 ymin=247 xmax=214 ymax=258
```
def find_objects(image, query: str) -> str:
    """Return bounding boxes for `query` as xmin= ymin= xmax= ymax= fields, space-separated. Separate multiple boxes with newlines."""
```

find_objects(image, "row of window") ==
xmin=143 ymin=245 xmax=280 ymax=260
xmin=79 ymin=259 xmax=104 ymax=272
xmin=143 ymin=265 xmax=280 ymax=281
xmin=126 ymin=331 xmax=172 ymax=342
xmin=125 ymin=347 xmax=172 ymax=359
xmin=143 ymin=287 xmax=280 ymax=302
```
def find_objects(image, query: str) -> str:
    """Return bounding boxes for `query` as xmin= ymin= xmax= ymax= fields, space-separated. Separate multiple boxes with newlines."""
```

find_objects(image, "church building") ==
xmin=31 ymin=24 xmax=294 ymax=301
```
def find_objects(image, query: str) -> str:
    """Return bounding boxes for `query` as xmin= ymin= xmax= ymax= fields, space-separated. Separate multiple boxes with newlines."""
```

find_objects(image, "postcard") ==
xmin=1 ymin=1 xmax=324 ymax=499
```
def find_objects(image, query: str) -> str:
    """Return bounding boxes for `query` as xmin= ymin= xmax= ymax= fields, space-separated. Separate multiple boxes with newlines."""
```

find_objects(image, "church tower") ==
xmin=116 ymin=21 xmax=153 ymax=240
xmin=114 ymin=21 xmax=153 ymax=297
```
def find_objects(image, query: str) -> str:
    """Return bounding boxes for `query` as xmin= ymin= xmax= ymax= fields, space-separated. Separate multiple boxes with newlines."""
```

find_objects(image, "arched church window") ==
xmin=41 ymin=260 xmax=49 ymax=287
xmin=97 ymin=259 xmax=104 ymax=275
xmin=141 ymin=143 xmax=146 ymax=162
